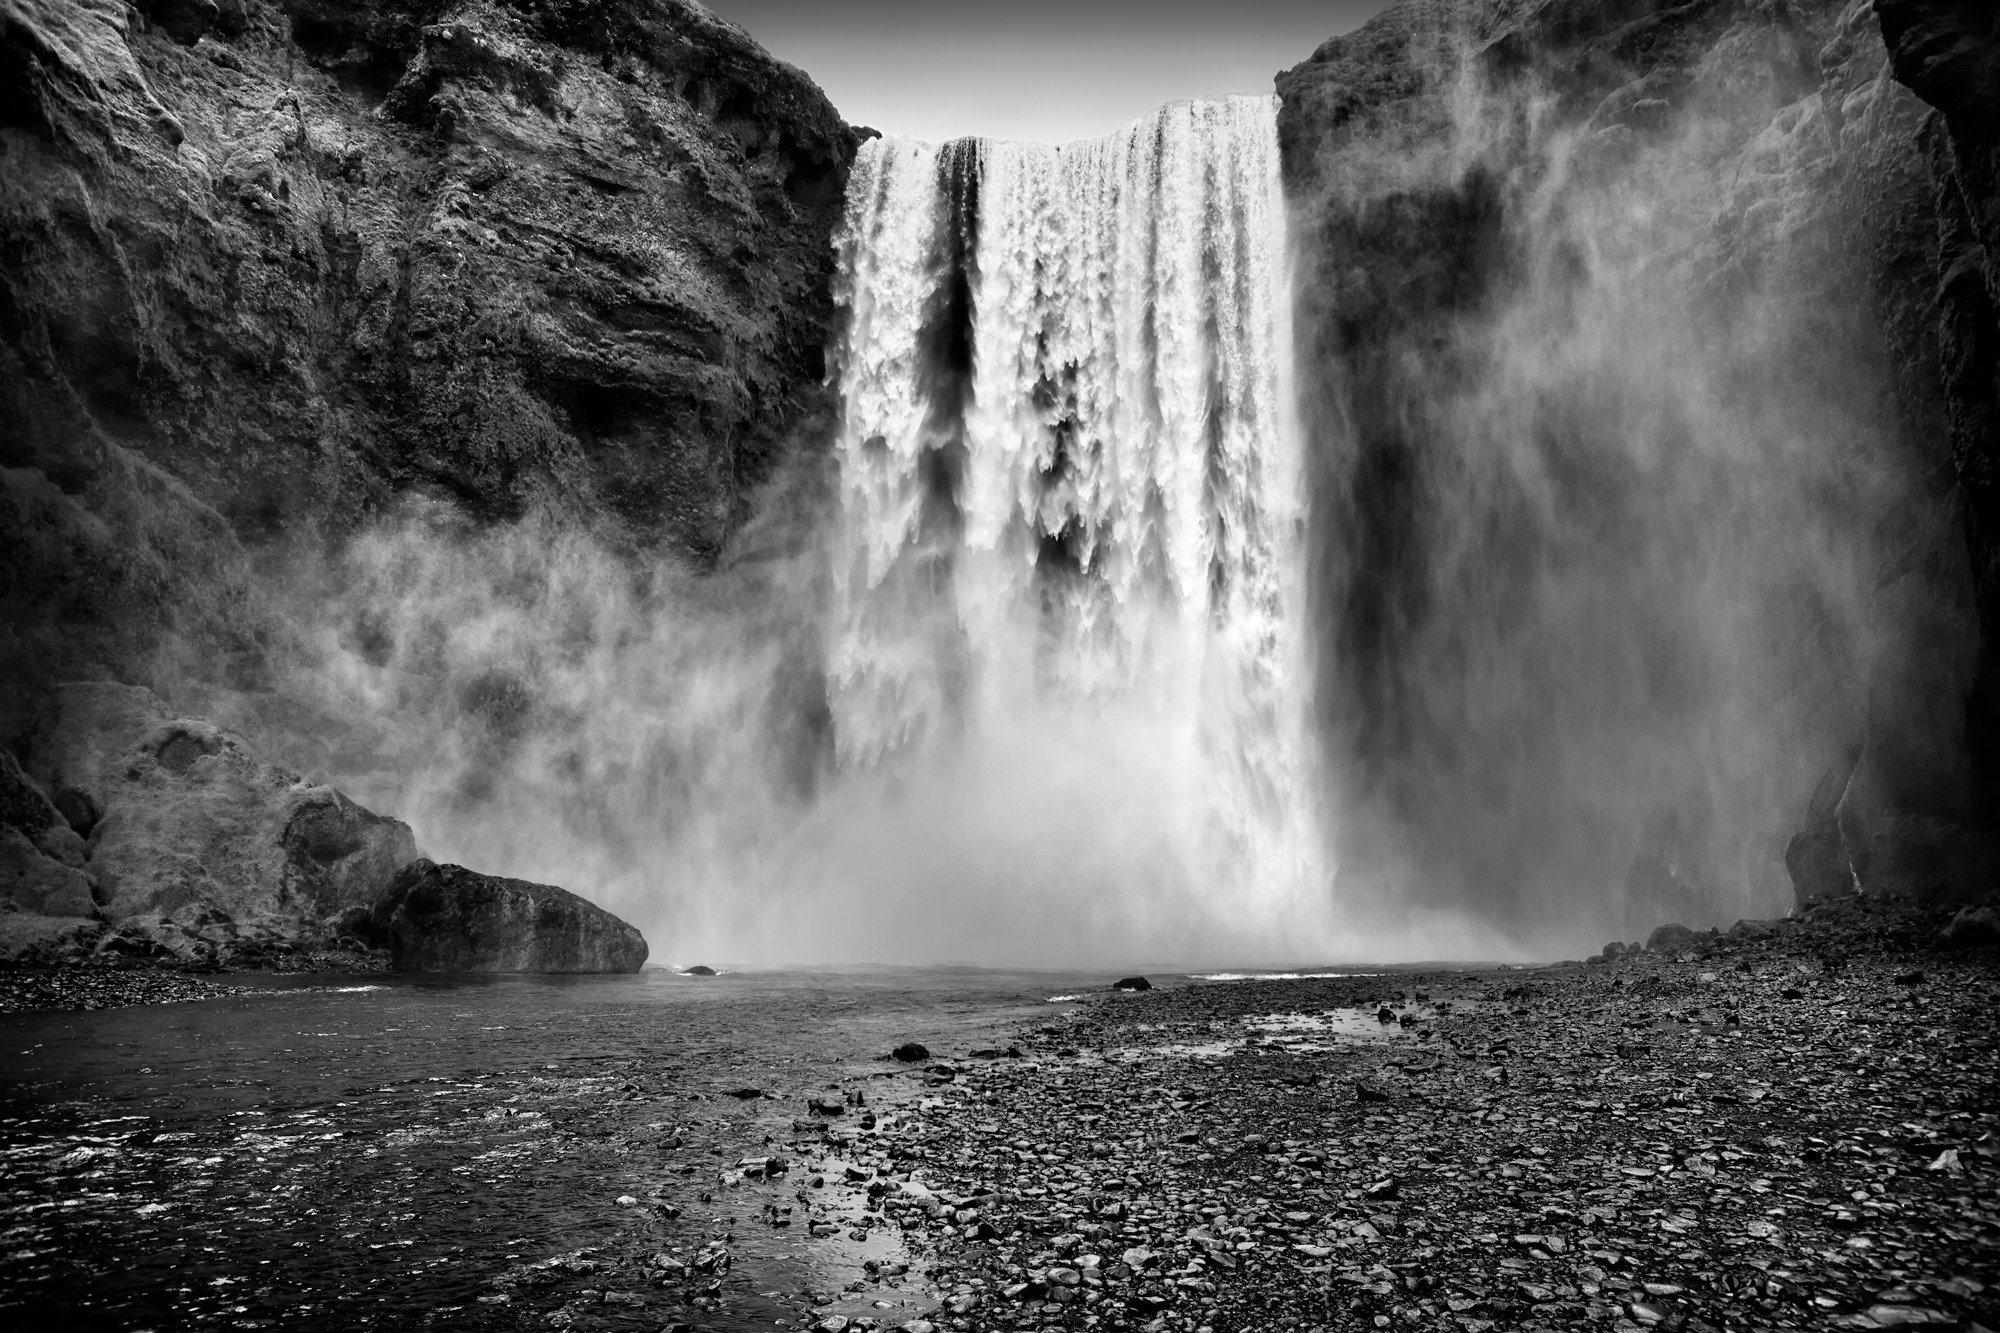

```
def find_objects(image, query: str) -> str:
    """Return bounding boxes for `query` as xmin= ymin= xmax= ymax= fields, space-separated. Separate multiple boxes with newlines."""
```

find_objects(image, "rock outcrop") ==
xmin=2 ymin=682 xmax=654 ymax=969
xmin=361 ymin=856 xmax=647 ymax=972
xmin=1278 ymin=0 xmax=1989 ymax=936
xmin=0 ymin=680 xmax=423 ymax=961
xmin=0 ymin=0 xmax=859 ymax=744
xmin=27 ymin=681 xmax=417 ymax=922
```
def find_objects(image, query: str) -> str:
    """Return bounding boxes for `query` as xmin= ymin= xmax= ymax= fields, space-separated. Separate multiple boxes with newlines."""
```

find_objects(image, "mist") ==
xmin=146 ymin=11 xmax=1972 ymax=971
xmin=189 ymin=501 xmax=1502 ymax=969
xmin=1292 ymin=12 xmax=1972 ymax=954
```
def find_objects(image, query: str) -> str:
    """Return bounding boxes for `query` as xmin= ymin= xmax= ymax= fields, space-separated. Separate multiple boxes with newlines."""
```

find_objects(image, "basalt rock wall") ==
xmin=0 ymin=0 xmax=860 ymax=747
xmin=1873 ymin=0 xmax=2000 ymax=869
xmin=1279 ymin=0 xmax=1994 ymax=939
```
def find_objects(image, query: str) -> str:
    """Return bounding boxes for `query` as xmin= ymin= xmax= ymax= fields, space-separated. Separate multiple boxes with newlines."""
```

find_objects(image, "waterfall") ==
xmin=828 ymin=96 xmax=1320 ymax=933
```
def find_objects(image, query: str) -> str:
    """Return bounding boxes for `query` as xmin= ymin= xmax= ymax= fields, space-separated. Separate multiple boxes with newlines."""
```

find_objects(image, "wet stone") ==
xmin=859 ymin=896 xmax=1996 ymax=1333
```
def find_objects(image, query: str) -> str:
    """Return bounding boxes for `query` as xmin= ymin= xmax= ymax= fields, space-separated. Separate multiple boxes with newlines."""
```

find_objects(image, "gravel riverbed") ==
xmin=784 ymin=900 xmax=1997 ymax=1333
xmin=2 ymin=900 xmax=1992 ymax=1333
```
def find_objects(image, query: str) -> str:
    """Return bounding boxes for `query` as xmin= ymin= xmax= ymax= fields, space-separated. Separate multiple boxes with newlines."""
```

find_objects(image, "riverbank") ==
xmin=0 ymin=901 xmax=1992 ymax=1332
xmin=858 ymin=898 xmax=1998 ymax=1333
xmin=0 ymin=946 xmax=388 ymax=1015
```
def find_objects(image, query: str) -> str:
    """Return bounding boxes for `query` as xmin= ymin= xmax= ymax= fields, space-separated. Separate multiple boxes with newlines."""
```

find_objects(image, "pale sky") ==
xmin=701 ymin=0 xmax=1395 ymax=144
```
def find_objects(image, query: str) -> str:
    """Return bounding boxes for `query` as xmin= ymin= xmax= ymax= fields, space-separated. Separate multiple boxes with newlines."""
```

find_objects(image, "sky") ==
xmin=701 ymin=0 xmax=1396 ymax=144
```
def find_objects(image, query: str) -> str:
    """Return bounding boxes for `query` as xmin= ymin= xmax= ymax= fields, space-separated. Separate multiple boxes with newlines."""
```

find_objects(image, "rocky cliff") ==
xmin=1279 ymin=0 xmax=1995 ymax=938
xmin=1 ymin=0 xmax=860 ymax=747
xmin=6 ymin=0 xmax=1990 ymax=960
xmin=1873 ymin=0 xmax=2000 ymax=861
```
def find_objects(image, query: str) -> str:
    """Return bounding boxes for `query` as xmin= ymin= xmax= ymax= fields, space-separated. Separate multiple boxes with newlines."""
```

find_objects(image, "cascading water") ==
xmin=828 ymin=96 xmax=1324 ymax=943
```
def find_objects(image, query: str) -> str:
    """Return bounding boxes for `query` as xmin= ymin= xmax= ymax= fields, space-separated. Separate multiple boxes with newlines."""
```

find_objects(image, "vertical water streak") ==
xmin=830 ymin=138 xmax=972 ymax=767
xmin=832 ymin=96 xmax=1318 ymax=930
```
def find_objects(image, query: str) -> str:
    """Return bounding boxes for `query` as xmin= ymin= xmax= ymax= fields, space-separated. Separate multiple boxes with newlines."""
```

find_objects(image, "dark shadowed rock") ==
xmin=0 ymin=749 xmax=96 ymax=927
xmin=1113 ymin=976 xmax=1152 ymax=991
xmin=368 ymin=858 xmax=647 ymax=974
xmin=141 ymin=0 xmax=218 ymax=45
xmin=1646 ymin=924 xmax=1699 ymax=954
xmin=0 ymin=749 xmax=62 ymax=842
xmin=1875 ymin=1 xmax=2000 ymax=855
xmin=0 ymin=827 xmax=99 ymax=920
xmin=0 ymin=911 xmax=105 ymax=965
xmin=1876 ymin=0 xmax=2000 ymax=131
xmin=891 ymin=1042 xmax=931 ymax=1062
xmin=1939 ymin=904 xmax=2000 ymax=950
xmin=684 ymin=964 xmax=718 ymax=976
xmin=1786 ymin=820 xmax=1856 ymax=905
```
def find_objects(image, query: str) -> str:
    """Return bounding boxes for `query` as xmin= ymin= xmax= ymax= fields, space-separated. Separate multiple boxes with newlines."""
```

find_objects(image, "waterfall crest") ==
xmin=829 ymin=96 xmax=1321 ymax=931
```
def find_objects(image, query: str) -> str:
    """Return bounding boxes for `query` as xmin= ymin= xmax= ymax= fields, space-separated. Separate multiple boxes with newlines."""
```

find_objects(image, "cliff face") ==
xmin=7 ymin=0 xmax=1987 ymax=957
xmin=1873 ymin=0 xmax=2000 ymax=857
xmin=1279 ymin=0 xmax=1989 ymax=939
xmin=0 ymin=0 xmax=858 ymax=746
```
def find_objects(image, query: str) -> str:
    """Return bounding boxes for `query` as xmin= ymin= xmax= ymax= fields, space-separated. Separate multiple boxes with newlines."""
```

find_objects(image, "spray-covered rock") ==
xmin=24 ymin=682 xmax=416 ymax=946
xmin=363 ymin=858 xmax=647 ymax=974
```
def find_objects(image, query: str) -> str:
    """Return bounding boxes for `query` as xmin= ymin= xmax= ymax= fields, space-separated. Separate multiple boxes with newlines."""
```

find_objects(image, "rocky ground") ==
xmin=2 ymin=899 xmax=1994 ymax=1333
xmin=0 ymin=957 xmax=251 ymax=1013
xmin=766 ymin=899 xmax=1999 ymax=1333
xmin=0 ymin=943 xmax=385 ymax=1014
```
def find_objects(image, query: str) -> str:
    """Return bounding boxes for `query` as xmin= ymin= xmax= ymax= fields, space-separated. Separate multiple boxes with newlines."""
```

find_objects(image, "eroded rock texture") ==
xmin=1279 ymin=0 xmax=1987 ymax=935
xmin=0 ymin=745 xmax=101 ymax=939
xmin=1 ymin=682 xmax=657 ymax=969
xmin=0 ymin=0 xmax=858 ymax=743
xmin=364 ymin=855 xmax=648 ymax=971
xmin=21 ymin=680 xmax=416 ymax=940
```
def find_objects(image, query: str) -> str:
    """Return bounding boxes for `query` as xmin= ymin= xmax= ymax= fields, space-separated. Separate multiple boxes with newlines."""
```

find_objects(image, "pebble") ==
xmin=0 ymin=961 xmax=250 ymax=1014
xmin=843 ymin=896 xmax=1996 ymax=1333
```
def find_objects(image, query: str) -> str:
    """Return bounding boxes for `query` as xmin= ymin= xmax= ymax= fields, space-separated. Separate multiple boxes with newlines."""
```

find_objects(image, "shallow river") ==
xmin=0 ymin=966 xmax=1121 ymax=1331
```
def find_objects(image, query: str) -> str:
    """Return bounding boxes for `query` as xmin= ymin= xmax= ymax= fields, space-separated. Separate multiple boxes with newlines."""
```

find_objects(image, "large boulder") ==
xmin=25 ymin=682 xmax=416 ymax=935
xmin=365 ymin=859 xmax=647 ymax=974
